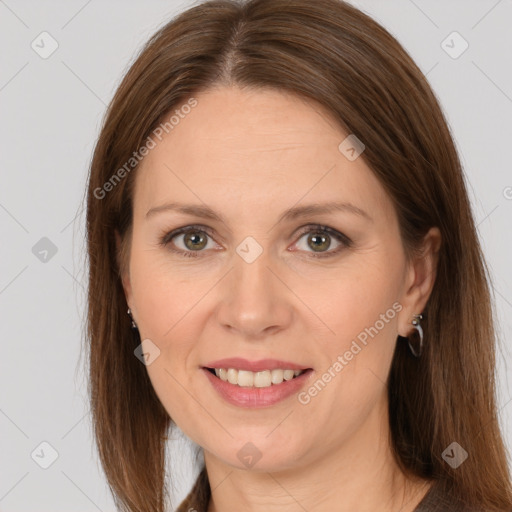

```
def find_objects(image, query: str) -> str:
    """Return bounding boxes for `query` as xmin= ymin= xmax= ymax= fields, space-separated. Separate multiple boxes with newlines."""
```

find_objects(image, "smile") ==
xmin=207 ymin=367 xmax=305 ymax=387
xmin=201 ymin=363 xmax=314 ymax=408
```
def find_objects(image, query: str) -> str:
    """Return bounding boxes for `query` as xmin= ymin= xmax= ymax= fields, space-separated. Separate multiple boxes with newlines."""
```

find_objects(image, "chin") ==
xmin=202 ymin=433 xmax=312 ymax=473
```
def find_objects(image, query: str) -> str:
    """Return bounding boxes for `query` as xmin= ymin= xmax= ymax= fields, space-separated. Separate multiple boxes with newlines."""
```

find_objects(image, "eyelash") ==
xmin=158 ymin=224 xmax=352 ymax=259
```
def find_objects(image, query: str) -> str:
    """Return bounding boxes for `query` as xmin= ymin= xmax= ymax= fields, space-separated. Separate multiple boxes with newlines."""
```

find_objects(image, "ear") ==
xmin=115 ymin=229 xmax=133 ymax=308
xmin=398 ymin=226 xmax=442 ymax=337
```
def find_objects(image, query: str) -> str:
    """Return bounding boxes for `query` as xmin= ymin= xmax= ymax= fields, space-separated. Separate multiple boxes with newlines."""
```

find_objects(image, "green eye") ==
xmin=293 ymin=225 xmax=351 ymax=258
xmin=160 ymin=225 xmax=214 ymax=257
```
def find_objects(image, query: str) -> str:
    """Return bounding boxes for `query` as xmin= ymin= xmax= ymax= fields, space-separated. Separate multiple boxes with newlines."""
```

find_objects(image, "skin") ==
xmin=118 ymin=85 xmax=441 ymax=512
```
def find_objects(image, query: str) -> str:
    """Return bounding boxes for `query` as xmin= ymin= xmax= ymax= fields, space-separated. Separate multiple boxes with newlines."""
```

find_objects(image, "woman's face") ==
xmin=120 ymin=85 xmax=435 ymax=472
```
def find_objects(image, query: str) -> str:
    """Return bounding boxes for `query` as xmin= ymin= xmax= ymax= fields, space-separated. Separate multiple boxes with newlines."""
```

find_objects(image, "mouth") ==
xmin=201 ymin=365 xmax=314 ymax=408
xmin=203 ymin=367 xmax=310 ymax=388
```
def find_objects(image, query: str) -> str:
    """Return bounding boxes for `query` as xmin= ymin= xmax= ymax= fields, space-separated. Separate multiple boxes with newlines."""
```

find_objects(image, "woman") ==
xmin=84 ymin=0 xmax=512 ymax=511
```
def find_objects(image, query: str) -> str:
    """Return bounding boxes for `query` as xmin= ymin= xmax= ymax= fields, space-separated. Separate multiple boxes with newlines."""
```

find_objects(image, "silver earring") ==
xmin=408 ymin=313 xmax=423 ymax=357
xmin=127 ymin=308 xmax=137 ymax=329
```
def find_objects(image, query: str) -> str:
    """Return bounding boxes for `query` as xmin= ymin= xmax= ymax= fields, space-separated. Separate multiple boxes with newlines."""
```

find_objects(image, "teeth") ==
xmin=271 ymin=369 xmax=284 ymax=384
xmin=238 ymin=370 xmax=254 ymax=387
xmin=227 ymin=368 xmax=238 ymax=385
xmin=283 ymin=369 xmax=295 ymax=381
xmin=211 ymin=368 xmax=305 ymax=387
xmin=254 ymin=371 xmax=272 ymax=387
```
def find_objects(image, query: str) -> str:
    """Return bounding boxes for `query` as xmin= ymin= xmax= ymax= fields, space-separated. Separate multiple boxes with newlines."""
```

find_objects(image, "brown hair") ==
xmin=84 ymin=0 xmax=512 ymax=510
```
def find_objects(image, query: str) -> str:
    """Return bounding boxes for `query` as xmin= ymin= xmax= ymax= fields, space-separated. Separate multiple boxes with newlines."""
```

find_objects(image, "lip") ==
xmin=201 ymin=367 xmax=314 ymax=408
xmin=203 ymin=357 xmax=310 ymax=372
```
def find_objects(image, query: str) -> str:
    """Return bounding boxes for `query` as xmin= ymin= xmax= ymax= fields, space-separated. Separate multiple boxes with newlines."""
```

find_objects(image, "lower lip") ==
xmin=202 ymin=368 xmax=314 ymax=408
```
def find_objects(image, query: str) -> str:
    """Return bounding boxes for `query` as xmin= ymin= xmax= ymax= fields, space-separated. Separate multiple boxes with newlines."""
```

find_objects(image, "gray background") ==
xmin=1 ymin=0 xmax=511 ymax=510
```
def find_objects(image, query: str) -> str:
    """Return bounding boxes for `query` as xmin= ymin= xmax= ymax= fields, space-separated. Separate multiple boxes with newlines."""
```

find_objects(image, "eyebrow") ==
xmin=146 ymin=201 xmax=373 ymax=223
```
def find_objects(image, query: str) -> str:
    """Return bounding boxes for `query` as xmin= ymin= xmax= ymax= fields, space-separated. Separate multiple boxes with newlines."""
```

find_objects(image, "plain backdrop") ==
xmin=1 ymin=0 xmax=511 ymax=510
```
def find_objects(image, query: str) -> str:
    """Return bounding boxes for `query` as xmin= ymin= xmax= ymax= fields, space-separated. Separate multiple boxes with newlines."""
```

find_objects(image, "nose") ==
xmin=215 ymin=246 xmax=293 ymax=340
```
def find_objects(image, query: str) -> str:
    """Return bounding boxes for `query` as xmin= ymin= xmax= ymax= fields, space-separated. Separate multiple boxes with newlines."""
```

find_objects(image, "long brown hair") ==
xmin=84 ymin=0 xmax=512 ymax=510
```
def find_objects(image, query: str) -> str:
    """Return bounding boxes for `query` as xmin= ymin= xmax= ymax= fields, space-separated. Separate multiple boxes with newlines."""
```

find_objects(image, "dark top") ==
xmin=177 ymin=469 xmax=493 ymax=512
xmin=413 ymin=482 xmax=481 ymax=511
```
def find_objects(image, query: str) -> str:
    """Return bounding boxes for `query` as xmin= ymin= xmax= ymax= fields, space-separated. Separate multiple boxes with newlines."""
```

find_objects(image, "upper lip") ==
xmin=203 ymin=358 xmax=311 ymax=372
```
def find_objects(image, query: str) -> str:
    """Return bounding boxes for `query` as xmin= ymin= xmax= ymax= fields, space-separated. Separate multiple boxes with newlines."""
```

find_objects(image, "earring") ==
xmin=408 ymin=313 xmax=423 ymax=357
xmin=127 ymin=308 xmax=137 ymax=329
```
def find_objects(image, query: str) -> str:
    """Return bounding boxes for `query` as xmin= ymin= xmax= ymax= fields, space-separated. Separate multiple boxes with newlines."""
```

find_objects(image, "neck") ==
xmin=204 ymin=400 xmax=431 ymax=512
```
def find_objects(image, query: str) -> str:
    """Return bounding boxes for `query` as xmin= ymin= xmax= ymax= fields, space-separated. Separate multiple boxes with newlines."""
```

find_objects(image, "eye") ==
xmin=159 ymin=225 xmax=218 ymax=258
xmin=291 ymin=224 xmax=352 ymax=258
xmin=159 ymin=224 xmax=352 ymax=259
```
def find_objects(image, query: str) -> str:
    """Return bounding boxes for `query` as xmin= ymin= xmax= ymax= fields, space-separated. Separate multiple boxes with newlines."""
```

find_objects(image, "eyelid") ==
xmin=294 ymin=224 xmax=352 ymax=246
xmin=159 ymin=223 xmax=352 ymax=258
xmin=159 ymin=224 xmax=220 ymax=254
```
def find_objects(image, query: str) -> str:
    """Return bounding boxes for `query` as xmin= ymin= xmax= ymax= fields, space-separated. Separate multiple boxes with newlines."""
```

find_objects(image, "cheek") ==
xmin=293 ymin=273 xmax=401 ymax=444
xmin=130 ymin=258 xmax=206 ymax=430
xmin=307 ymin=259 xmax=403 ymax=381
xmin=304 ymin=260 xmax=400 ymax=332
xmin=128 ymin=245 xmax=210 ymax=363
xmin=129 ymin=247 xmax=205 ymax=340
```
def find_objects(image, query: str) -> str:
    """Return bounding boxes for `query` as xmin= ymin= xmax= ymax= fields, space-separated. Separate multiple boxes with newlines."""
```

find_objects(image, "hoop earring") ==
xmin=127 ymin=308 xmax=138 ymax=329
xmin=408 ymin=313 xmax=423 ymax=358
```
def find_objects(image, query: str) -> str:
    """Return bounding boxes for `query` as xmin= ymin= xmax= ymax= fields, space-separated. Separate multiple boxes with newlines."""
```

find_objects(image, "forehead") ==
xmin=132 ymin=86 xmax=394 ymax=226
